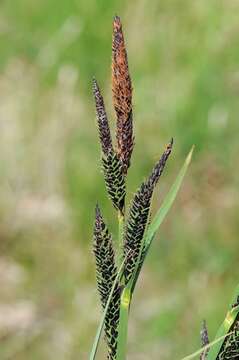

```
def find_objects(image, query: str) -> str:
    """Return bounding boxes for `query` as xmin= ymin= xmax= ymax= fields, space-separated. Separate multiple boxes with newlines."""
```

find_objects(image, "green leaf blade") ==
xmin=146 ymin=145 xmax=194 ymax=248
xmin=132 ymin=145 xmax=194 ymax=289
xmin=116 ymin=286 xmax=131 ymax=360
xmin=181 ymin=284 xmax=239 ymax=360
xmin=207 ymin=285 xmax=239 ymax=360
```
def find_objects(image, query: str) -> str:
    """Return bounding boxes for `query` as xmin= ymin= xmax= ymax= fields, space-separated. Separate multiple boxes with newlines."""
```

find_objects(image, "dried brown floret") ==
xmin=112 ymin=16 xmax=134 ymax=174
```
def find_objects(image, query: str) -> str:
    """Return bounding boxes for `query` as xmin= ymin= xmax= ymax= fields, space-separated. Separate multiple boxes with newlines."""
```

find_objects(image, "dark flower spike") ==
xmin=93 ymin=78 xmax=125 ymax=213
xmin=102 ymin=150 xmax=126 ymax=214
xmin=112 ymin=15 xmax=134 ymax=174
xmin=123 ymin=140 xmax=173 ymax=284
xmin=93 ymin=204 xmax=121 ymax=359
xmin=93 ymin=78 xmax=113 ymax=156
xmin=147 ymin=138 xmax=174 ymax=189
xmin=200 ymin=320 xmax=210 ymax=360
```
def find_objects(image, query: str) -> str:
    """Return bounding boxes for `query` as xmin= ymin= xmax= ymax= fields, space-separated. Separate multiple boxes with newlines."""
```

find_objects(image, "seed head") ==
xmin=147 ymin=138 xmax=173 ymax=189
xmin=112 ymin=15 xmax=134 ymax=174
xmin=93 ymin=78 xmax=113 ymax=156
xmin=123 ymin=140 xmax=173 ymax=283
xmin=93 ymin=204 xmax=117 ymax=307
xmin=102 ymin=150 xmax=126 ymax=213
xmin=93 ymin=204 xmax=121 ymax=359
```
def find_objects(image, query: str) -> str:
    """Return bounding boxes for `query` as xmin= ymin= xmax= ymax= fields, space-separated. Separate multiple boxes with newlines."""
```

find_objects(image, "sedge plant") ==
xmin=89 ymin=15 xmax=239 ymax=360
xmin=90 ymin=15 xmax=192 ymax=360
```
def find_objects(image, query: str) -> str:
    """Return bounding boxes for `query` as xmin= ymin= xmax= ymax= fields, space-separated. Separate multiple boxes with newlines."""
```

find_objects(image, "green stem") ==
xmin=206 ymin=286 xmax=239 ymax=360
xmin=116 ymin=209 xmax=130 ymax=360
xmin=116 ymin=286 xmax=131 ymax=360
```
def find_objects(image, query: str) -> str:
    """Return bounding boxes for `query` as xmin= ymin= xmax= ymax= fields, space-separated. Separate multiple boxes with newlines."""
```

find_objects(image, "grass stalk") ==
xmin=116 ymin=286 xmax=131 ymax=360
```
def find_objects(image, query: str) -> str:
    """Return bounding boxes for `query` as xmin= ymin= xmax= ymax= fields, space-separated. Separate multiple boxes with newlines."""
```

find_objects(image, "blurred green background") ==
xmin=0 ymin=0 xmax=239 ymax=359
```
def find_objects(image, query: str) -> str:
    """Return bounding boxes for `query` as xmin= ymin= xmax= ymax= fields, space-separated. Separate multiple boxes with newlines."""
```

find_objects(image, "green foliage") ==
xmin=207 ymin=286 xmax=239 ymax=360
xmin=180 ymin=285 xmax=239 ymax=359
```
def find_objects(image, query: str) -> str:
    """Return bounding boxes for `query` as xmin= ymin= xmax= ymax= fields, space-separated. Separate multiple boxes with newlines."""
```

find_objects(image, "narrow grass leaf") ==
xmin=180 ymin=330 xmax=236 ymax=360
xmin=145 ymin=145 xmax=194 ymax=248
xmin=206 ymin=285 xmax=239 ymax=360
xmin=116 ymin=248 xmax=146 ymax=360
xmin=181 ymin=285 xmax=239 ymax=360
xmin=131 ymin=146 xmax=194 ymax=289
xmin=116 ymin=286 xmax=131 ymax=360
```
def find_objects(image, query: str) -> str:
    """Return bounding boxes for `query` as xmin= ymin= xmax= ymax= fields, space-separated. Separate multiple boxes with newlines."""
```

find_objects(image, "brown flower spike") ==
xmin=112 ymin=16 xmax=134 ymax=174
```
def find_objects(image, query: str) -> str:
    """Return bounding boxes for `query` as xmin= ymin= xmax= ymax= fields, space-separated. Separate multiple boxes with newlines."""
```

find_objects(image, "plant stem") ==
xmin=116 ymin=286 xmax=131 ymax=360
xmin=116 ymin=209 xmax=130 ymax=360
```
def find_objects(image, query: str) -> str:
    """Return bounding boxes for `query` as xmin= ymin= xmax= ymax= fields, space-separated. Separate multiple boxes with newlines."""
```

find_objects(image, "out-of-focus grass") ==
xmin=0 ymin=0 xmax=239 ymax=359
